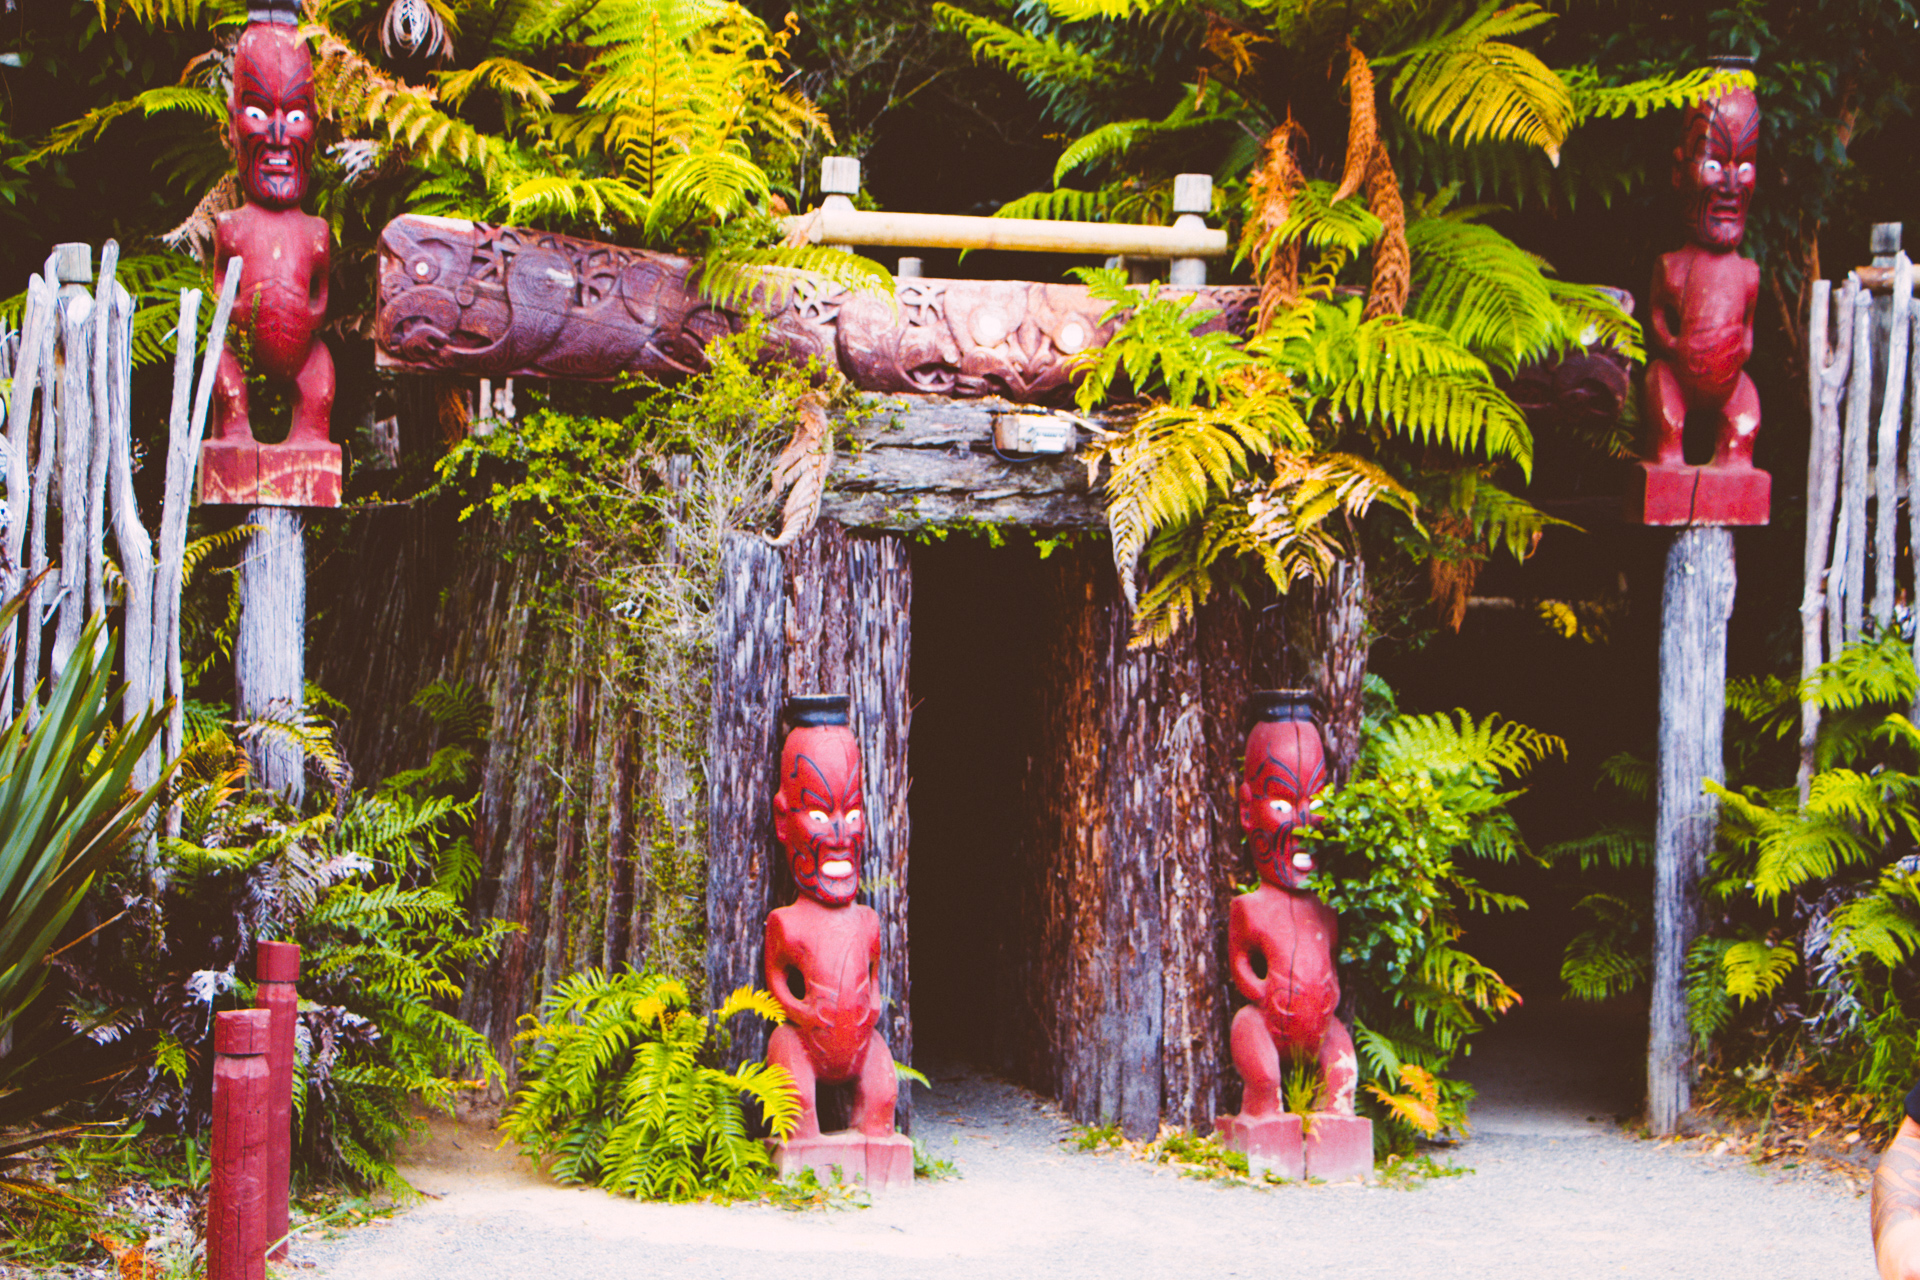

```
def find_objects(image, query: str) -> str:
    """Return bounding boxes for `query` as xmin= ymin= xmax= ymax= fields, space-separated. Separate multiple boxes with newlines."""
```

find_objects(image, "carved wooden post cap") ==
xmin=50 ymin=243 xmax=91 ymax=285
xmin=821 ymin=156 xmax=862 ymax=197
xmin=214 ymin=1007 xmax=272 ymax=1055
xmin=897 ymin=257 xmax=923 ymax=278
xmin=1172 ymin=174 xmax=1213 ymax=214
xmin=257 ymin=941 xmax=301 ymax=983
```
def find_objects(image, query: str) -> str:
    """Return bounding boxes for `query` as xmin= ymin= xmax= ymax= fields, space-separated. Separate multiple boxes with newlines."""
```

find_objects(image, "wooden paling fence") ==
xmin=1802 ymin=224 xmax=1917 ymax=800
xmin=3 ymin=242 xmax=240 ymax=811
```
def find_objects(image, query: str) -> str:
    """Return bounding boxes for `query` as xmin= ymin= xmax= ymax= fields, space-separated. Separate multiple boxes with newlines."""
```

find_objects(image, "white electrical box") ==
xmin=993 ymin=413 xmax=1078 ymax=456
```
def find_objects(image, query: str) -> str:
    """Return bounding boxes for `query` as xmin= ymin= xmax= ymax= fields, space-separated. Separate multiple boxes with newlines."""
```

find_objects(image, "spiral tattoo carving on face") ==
xmin=1240 ymin=719 xmax=1328 ymax=891
xmin=774 ymin=725 xmax=866 ymax=907
xmin=1674 ymin=86 xmax=1759 ymax=253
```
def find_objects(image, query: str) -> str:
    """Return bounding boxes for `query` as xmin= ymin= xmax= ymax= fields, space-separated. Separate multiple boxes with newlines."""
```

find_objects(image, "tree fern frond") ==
xmin=1721 ymin=939 xmax=1798 ymax=1004
xmin=1386 ymin=1 xmax=1572 ymax=162
xmin=931 ymin=3 xmax=1135 ymax=121
xmin=992 ymin=187 xmax=1112 ymax=222
xmin=435 ymin=56 xmax=570 ymax=110
xmin=1564 ymin=63 xmax=1756 ymax=124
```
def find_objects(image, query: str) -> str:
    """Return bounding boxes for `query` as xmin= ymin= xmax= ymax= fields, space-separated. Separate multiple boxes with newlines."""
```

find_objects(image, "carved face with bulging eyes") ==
xmin=1238 ymin=716 xmax=1328 ymax=891
xmin=232 ymin=22 xmax=317 ymax=209
xmin=773 ymin=724 xmax=867 ymax=907
xmin=1674 ymin=85 xmax=1759 ymax=253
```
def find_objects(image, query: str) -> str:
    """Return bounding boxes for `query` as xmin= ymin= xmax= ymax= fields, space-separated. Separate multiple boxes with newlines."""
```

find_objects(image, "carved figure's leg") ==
xmin=211 ymin=345 xmax=255 ymax=443
xmin=1316 ymin=1019 xmax=1360 ymax=1117
xmin=1231 ymin=1005 xmax=1282 ymax=1118
xmin=766 ymin=1025 xmax=822 ymax=1139
xmin=847 ymin=1031 xmax=898 ymax=1138
xmin=1642 ymin=358 xmax=1687 ymax=466
xmin=287 ymin=338 xmax=335 ymax=445
xmin=1711 ymin=372 xmax=1761 ymax=469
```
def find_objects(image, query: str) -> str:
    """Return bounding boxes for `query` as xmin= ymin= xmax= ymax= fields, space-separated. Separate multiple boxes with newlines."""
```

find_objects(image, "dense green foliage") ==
xmin=50 ymin=682 xmax=510 ymax=1196
xmin=1302 ymin=678 xmax=1559 ymax=1145
xmin=502 ymin=971 xmax=799 ymax=1201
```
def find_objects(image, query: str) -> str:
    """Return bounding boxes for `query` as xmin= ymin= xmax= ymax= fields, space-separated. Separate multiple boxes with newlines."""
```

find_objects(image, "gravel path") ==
xmin=298 ymin=1012 xmax=1878 ymax=1280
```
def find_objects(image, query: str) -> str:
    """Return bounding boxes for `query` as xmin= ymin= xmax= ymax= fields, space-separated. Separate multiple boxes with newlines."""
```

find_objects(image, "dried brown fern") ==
xmin=1246 ymin=120 xmax=1305 ymax=334
xmin=162 ymin=172 xmax=239 ymax=266
xmin=1362 ymin=144 xmax=1409 ymax=321
xmin=766 ymin=390 xmax=832 ymax=547
xmin=1332 ymin=40 xmax=1377 ymax=204
xmin=436 ymin=379 xmax=471 ymax=445
xmin=1425 ymin=510 xmax=1482 ymax=632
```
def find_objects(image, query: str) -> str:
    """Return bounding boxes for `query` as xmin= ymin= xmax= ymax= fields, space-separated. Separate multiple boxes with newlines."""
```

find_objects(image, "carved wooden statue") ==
xmin=1215 ymin=691 xmax=1371 ymax=1181
xmin=764 ymin=695 xmax=913 ymax=1190
xmin=203 ymin=0 xmax=341 ymax=508
xmin=1632 ymin=70 xmax=1768 ymax=526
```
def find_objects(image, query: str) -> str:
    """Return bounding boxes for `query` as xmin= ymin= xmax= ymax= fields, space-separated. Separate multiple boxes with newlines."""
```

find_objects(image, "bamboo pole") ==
xmin=782 ymin=208 xmax=1229 ymax=257
xmin=1873 ymin=253 xmax=1911 ymax=629
xmin=1801 ymin=278 xmax=1856 ymax=802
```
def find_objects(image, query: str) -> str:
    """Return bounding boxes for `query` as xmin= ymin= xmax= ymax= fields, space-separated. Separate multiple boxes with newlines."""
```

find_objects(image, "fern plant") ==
xmin=1299 ymin=677 xmax=1558 ymax=1149
xmin=932 ymin=0 xmax=1749 ymax=656
xmin=502 ymin=971 xmax=799 ymax=1201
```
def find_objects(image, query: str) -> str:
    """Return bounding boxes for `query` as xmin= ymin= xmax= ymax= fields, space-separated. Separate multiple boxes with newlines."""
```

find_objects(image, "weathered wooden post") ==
xmin=209 ymin=1007 xmax=272 ymax=1280
xmin=255 ymin=942 xmax=299 ymax=1261
xmin=1627 ymin=66 xmax=1766 ymax=1134
xmin=201 ymin=0 xmax=342 ymax=801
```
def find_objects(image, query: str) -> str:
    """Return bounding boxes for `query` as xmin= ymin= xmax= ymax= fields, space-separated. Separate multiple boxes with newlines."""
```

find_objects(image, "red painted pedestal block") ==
xmin=256 ymin=942 xmax=299 ymax=1260
xmin=210 ymin=1008 xmax=272 ymax=1280
xmin=1626 ymin=462 xmax=1771 ymax=527
xmin=199 ymin=439 xmax=342 ymax=508
xmin=770 ymin=1133 xmax=915 ymax=1192
xmin=1214 ymin=1112 xmax=1305 ymax=1181
xmin=1303 ymin=1113 xmax=1373 ymax=1183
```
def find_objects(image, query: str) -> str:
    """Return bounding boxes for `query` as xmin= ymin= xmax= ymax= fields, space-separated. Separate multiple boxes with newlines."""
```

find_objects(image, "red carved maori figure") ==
xmin=1215 ymin=691 xmax=1372 ymax=1182
xmin=1631 ymin=67 xmax=1769 ymax=526
xmin=763 ymin=695 xmax=913 ymax=1190
xmin=202 ymin=0 xmax=341 ymax=507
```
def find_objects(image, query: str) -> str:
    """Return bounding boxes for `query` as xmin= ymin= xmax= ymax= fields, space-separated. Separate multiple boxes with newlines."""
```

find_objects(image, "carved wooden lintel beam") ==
xmin=374 ymin=215 xmax=1256 ymax=404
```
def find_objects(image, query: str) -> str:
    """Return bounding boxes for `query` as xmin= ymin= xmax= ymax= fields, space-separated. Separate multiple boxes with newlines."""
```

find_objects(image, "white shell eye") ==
xmin=1737 ymin=163 xmax=1754 ymax=180
xmin=808 ymin=810 xmax=829 ymax=824
xmin=1703 ymin=160 xmax=1723 ymax=178
xmin=1271 ymin=799 xmax=1293 ymax=814
xmin=287 ymin=109 xmax=308 ymax=126
xmin=244 ymin=106 xmax=267 ymax=122
xmin=1309 ymin=796 xmax=1324 ymax=810
xmin=847 ymin=809 xmax=863 ymax=824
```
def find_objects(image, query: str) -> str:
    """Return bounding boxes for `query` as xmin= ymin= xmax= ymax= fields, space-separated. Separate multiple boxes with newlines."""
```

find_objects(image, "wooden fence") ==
xmin=1802 ymin=223 xmax=1916 ymax=799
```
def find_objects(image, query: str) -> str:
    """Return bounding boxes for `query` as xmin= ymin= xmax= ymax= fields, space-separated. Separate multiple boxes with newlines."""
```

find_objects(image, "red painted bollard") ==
xmin=210 ymin=1008 xmax=272 ymax=1280
xmin=256 ymin=941 xmax=299 ymax=1260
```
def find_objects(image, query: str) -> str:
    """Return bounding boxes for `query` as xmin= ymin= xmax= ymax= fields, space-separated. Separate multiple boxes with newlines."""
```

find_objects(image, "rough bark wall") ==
xmin=314 ymin=503 xmax=705 ymax=1081
xmin=772 ymin=521 xmax=915 ymax=1128
xmin=1013 ymin=548 xmax=1249 ymax=1138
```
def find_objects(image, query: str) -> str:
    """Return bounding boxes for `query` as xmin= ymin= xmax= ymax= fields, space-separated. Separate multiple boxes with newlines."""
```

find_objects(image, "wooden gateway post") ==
xmin=1627 ymin=64 xmax=1766 ymax=1134
xmin=203 ymin=0 xmax=343 ymax=799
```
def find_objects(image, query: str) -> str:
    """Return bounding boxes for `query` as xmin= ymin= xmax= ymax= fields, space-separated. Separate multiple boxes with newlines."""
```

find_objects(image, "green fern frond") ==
xmin=31 ymin=85 xmax=224 ymax=160
xmin=1564 ymin=63 xmax=1756 ymax=124
xmin=1561 ymin=892 xmax=1648 ymax=1000
xmin=1403 ymin=216 xmax=1565 ymax=374
xmin=1722 ymin=939 xmax=1798 ymax=1004
xmin=932 ymin=4 xmax=1134 ymax=118
xmin=696 ymin=245 xmax=893 ymax=311
xmin=992 ymin=188 xmax=1112 ymax=222
xmin=1371 ymin=709 xmax=1565 ymax=781
xmin=1686 ymin=937 xmax=1737 ymax=1039
xmin=435 ymin=57 xmax=570 ymax=110
xmin=1386 ymin=2 xmax=1572 ymax=163
xmin=1542 ymin=824 xmax=1649 ymax=871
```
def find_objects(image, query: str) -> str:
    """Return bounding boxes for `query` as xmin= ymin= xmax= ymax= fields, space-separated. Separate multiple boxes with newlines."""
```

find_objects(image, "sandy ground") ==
xmin=295 ymin=1004 xmax=1878 ymax=1280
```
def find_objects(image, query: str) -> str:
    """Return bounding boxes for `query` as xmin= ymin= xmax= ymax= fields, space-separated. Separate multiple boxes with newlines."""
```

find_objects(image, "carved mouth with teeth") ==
xmin=822 ymin=859 xmax=853 ymax=879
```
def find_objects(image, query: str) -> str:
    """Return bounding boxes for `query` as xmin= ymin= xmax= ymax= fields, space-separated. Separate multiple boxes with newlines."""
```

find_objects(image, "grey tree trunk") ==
xmin=236 ymin=507 xmax=307 ymax=801
xmin=1647 ymin=527 xmax=1737 ymax=1135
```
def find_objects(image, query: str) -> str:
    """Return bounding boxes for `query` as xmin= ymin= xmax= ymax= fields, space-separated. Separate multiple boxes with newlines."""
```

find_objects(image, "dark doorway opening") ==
xmin=907 ymin=537 xmax=1051 ymax=1069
